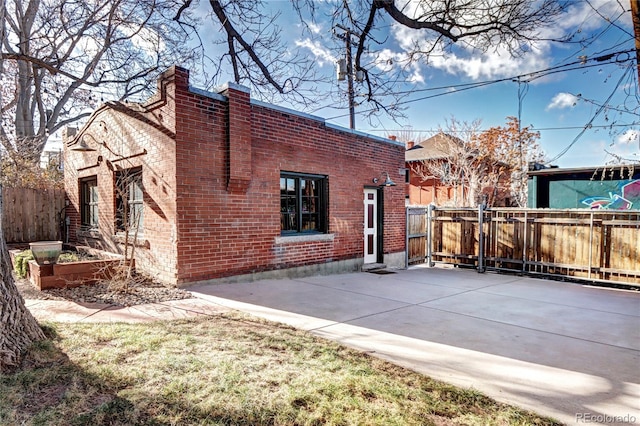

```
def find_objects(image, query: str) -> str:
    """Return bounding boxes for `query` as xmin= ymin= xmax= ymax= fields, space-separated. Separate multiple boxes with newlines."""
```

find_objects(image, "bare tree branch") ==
xmin=209 ymin=0 xmax=284 ymax=92
xmin=1 ymin=0 xmax=198 ymax=164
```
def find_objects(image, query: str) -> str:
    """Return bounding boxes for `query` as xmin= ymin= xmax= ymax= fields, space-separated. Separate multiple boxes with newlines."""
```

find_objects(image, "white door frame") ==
xmin=364 ymin=188 xmax=378 ymax=264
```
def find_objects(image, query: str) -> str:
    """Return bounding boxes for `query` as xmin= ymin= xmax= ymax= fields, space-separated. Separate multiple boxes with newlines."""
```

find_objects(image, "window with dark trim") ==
xmin=280 ymin=172 xmax=328 ymax=234
xmin=80 ymin=176 xmax=98 ymax=229
xmin=115 ymin=167 xmax=143 ymax=233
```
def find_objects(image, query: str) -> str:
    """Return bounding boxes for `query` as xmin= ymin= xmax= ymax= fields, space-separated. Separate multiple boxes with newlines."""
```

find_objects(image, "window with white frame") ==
xmin=115 ymin=167 xmax=143 ymax=233
xmin=80 ymin=176 xmax=98 ymax=229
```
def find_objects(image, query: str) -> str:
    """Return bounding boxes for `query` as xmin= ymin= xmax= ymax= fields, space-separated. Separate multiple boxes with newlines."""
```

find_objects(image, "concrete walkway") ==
xmin=26 ymin=266 xmax=640 ymax=425
xmin=25 ymin=297 xmax=230 ymax=323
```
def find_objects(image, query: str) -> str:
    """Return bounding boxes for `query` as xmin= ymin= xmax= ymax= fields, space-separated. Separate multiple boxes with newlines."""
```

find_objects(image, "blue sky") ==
xmin=51 ymin=1 xmax=637 ymax=170
xmin=236 ymin=0 xmax=639 ymax=169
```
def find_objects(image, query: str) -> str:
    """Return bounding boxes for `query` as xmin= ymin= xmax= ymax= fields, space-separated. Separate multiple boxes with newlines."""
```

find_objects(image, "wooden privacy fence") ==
xmin=2 ymin=187 xmax=66 ymax=243
xmin=407 ymin=206 xmax=640 ymax=285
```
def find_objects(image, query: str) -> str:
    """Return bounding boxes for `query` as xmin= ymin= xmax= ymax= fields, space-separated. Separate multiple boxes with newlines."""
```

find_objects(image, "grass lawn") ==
xmin=1 ymin=313 xmax=560 ymax=425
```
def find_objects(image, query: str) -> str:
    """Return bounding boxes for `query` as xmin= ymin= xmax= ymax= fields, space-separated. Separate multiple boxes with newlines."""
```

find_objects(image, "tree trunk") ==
xmin=0 ymin=187 xmax=45 ymax=372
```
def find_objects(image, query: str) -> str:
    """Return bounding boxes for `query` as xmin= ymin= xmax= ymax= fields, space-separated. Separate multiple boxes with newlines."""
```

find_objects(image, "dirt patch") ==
xmin=16 ymin=277 xmax=192 ymax=307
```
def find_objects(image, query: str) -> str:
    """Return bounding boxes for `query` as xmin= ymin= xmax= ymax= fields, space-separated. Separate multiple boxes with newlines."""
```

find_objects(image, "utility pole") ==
xmin=334 ymin=25 xmax=361 ymax=130
xmin=631 ymin=0 xmax=640 ymax=83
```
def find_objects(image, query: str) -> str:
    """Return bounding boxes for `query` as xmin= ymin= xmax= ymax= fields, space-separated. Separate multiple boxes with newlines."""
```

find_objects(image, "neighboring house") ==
xmin=528 ymin=164 xmax=640 ymax=209
xmin=405 ymin=133 xmax=467 ymax=206
xmin=63 ymin=66 xmax=406 ymax=286
xmin=405 ymin=133 xmax=514 ymax=207
xmin=40 ymin=134 xmax=63 ymax=169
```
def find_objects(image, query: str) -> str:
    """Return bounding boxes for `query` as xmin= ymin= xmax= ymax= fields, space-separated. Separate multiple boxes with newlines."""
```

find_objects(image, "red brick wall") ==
xmin=407 ymin=163 xmax=513 ymax=207
xmin=66 ymin=66 xmax=406 ymax=286
xmin=64 ymin=68 xmax=180 ymax=284
xmin=172 ymin=73 xmax=405 ymax=283
xmin=407 ymin=172 xmax=464 ymax=206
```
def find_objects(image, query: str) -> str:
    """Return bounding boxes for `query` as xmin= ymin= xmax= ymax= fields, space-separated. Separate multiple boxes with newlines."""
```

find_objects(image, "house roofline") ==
xmin=66 ymin=66 xmax=403 ymax=149
xmin=325 ymin=122 xmax=404 ymax=147
xmin=528 ymin=164 xmax=639 ymax=176
xmin=251 ymin=99 xmax=326 ymax=124
xmin=188 ymin=85 xmax=227 ymax=102
xmin=190 ymin=82 xmax=402 ymax=147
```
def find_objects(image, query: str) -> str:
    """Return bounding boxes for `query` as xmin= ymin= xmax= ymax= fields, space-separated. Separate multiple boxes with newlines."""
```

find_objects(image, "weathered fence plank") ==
xmin=2 ymin=187 xmax=65 ymax=243
xmin=406 ymin=208 xmax=428 ymax=265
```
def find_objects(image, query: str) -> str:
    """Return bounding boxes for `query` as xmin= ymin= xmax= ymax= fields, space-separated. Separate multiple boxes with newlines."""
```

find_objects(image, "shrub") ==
xmin=14 ymin=250 xmax=34 ymax=278
xmin=58 ymin=252 xmax=80 ymax=263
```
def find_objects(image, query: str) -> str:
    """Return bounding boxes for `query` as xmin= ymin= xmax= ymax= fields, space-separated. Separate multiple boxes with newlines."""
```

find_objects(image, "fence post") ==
xmin=588 ymin=211 xmax=594 ymax=280
xmin=427 ymin=204 xmax=434 ymax=267
xmin=522 ymin=210 xmax=528 ymax=273
xmin=405 ymin=207 xmax=409 ymax=270
xmin=477 ymin=203 xmax=486 ymax=273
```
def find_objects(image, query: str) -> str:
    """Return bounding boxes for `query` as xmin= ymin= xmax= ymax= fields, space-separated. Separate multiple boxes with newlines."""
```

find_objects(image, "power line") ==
xmin=361 ymin=122 xmax=640 ymax=135
xmin=323 ymin=49 xmax=636 ymax=121
xmin=546 ymin=64 xmax=633 ymax=163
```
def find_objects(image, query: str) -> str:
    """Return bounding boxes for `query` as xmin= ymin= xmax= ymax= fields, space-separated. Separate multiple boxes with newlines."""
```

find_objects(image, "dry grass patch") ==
xmin=1 ymin=314 xmax=560 ymax=425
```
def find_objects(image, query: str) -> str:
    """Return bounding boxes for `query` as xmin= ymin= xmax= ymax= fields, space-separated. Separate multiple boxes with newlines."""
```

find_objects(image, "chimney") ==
xmin=388 ymin=135 xmax=397 ymax=141
xmin=221 ymin=82 xmax=252 ymax=193
xmin=62 ymin=127 xmax=77 ymax=143
xmin=407 ymin=141 xmax=414 ymax=150
xmin=160 ymin=65 xmax=190 ymax=91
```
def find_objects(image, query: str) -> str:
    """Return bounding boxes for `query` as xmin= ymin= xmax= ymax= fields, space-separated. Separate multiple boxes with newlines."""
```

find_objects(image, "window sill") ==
xmin=275 ymin=233 xmax=335 ymax=244
xmin=112 ymin=233 xmax=150 ymax=248
xmin=77 ymin=229 xmax=101 ymax=239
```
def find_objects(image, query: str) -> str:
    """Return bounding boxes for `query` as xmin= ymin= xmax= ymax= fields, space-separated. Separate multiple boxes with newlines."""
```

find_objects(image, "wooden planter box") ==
xmin=28 ymin=258 xmax=135 ymax=290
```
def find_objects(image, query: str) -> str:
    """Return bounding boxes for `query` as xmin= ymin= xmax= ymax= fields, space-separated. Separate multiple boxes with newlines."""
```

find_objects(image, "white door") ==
xmin=364 ymin=189 xmax=378 ymax=263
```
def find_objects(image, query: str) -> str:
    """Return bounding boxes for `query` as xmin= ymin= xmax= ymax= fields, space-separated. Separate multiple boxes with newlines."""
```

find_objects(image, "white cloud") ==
xmin=295 ymin=38 xmax=336 ymax=66
xmin=386 ymin=0 xmax=630 ymax=82
xmin=373 ymin=48 xmax=399 ymax=73
xmin=546 ymin=93 xmax=579 ymax=110
xmin=602 ymin=136 xmax=640 ymax=163
xmin=368 ymin=47 xmax=425 ymax=83
xmin=306 ymin=22 xmax=322 ymax=34
xmin=391 ymin=22 xmax=552 ymax=81
xmin=617 ymin=129 xmax=639 ymax=145
xmin=555 ymin=0 xmax=632 ymax=32
xmin=408 ymin=68 xmax=424 ymax=84
xmin=577 ymin=130 xmax=640 ymax=166
xmin=431 ymin=48 xmax=549 ymax=81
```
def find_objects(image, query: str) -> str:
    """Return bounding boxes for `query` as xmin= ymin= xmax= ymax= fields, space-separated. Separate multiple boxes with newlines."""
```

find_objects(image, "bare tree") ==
xmin=0 ymin=0 xmax=46 ymax=374
xmin=391 ymin=127 xmax=427 ymax=148
xmin=175 ymin=0 xmax=568 ymax=123
xmin=409 ymin=119 xmax=483 ymax=207
xmin=410 ymin=117 xmax=545 ymax=207
xmin=0 ymin=0 xmax=198 ymax=166
xmin=471 ymin=116 xmax=545 ymax=207
xmin=0 ymin=0 xmax=195 ymax=369
xmin=173 ymin=0 xmax=326 ymax=108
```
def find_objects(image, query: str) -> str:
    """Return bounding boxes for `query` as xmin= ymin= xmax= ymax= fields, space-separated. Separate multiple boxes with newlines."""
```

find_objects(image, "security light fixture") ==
xmin=372 ymin=172 xmax=396 ymax=187
xmin=71 ymin=136 xmax=97 ymax=152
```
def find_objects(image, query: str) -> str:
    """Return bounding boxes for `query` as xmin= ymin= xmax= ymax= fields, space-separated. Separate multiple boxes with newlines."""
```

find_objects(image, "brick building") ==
xmin=405 ymin=133 xmax=467 ymax=206
xmin=64 ymin=66 xmax=406 ymax=286
xmin=405 ymin=133 xmax=513 ymax=207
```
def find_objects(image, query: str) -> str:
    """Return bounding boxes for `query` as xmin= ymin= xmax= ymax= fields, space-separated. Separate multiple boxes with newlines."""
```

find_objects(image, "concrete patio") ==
xmin=187 ymin=265 xmax=640 ymax=425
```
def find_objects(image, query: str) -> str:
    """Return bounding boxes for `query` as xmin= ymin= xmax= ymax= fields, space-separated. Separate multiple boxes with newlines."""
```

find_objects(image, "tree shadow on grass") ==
xmin=0 ymin=325 xmax=162 ymax=426
xmin=1 ymin=330 xmax=296 ymax=426
xmin=1 ymin=319 xmax=565 ymax=426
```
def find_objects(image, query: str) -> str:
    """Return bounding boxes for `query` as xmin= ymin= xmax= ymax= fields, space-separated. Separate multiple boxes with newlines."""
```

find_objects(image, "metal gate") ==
xmin=407 ymin=206 xmax=640 ymax=286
